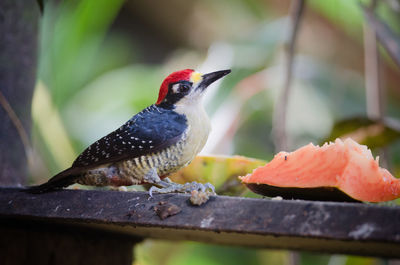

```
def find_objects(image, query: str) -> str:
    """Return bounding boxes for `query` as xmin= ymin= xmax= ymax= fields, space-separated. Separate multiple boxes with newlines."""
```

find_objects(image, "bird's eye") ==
xmin=179 ymin=83 xmax=190 ymax=93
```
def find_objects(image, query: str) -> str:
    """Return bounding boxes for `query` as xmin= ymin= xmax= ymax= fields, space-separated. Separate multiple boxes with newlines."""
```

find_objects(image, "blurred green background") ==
xmin=31 ymin=0 xmax=400 ymax=264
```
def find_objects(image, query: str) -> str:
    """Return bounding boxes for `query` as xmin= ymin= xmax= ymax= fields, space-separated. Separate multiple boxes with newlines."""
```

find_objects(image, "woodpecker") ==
xmin=29 ymin=69 xmax=231 ymax=195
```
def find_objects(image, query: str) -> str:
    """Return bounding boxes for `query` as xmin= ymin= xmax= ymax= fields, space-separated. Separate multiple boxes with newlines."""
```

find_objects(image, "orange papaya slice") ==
xmin=239 ymin=138 xmax=400 ymax=202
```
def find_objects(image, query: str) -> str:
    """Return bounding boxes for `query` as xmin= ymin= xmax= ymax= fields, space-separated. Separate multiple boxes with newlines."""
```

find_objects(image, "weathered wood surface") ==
xmin=1 ymin=187 xmax=399 ymax=258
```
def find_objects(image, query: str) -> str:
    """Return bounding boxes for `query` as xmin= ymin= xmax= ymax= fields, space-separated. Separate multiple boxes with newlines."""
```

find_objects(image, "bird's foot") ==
xmin=144 ymin=168 xmax=215 ymax=198
xmin=149 ymin=180 xmax=216 ymax=197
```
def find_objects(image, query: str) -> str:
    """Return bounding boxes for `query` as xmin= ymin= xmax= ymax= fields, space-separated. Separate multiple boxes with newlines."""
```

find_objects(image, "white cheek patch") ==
xmin=172 ymin=83 xmax=180 ymax=93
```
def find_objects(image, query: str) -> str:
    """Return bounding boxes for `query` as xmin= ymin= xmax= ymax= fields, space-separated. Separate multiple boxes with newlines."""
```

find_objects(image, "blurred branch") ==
xmin=273 ymin=0 xmax=306 ymax=151
xmin=362 ymin=0 xmax=390 ymax=168
xmin=0 ymin=90 xmax=32 ymax=159
xmin=0 ymin=89 xmax=50 ymax=182
xmin=36 ymin=0 xmax=44 ymax=14
xmin=363 ymin=0 xmax=383 ymax=120
xmin=362 ymin=3 xmax=400 ymax=68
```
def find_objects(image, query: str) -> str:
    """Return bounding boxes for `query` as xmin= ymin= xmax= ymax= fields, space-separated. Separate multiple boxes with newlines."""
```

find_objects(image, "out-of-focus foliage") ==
xmin=31 ymin=82 xmax=76 ymax=178
xmin=135 ymin=240 xmax=289 ymax=265
xmin=38 ymin=0 xmax=127 ymax=106
xmin=33 ymin=0 xmax=400 ymax=264
xmin=324 ymin=117 xmax=400 ymax=149
xmin=135 ymin=240 xmax=385 ymax=265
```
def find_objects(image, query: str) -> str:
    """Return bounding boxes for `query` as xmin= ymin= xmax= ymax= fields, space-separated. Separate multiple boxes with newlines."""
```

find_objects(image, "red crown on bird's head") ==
xmin=156 ymin=69 xmax=194 ymax=105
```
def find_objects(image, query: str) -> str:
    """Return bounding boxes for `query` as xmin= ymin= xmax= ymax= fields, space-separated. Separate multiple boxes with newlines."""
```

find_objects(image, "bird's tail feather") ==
xmin=25 ymin=168 xmax=79 ymax=193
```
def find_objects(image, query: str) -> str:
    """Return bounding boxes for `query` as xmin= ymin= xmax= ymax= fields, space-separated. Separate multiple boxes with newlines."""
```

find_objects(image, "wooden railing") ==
xmin=1 ymin=187 xmax=399 ymax=263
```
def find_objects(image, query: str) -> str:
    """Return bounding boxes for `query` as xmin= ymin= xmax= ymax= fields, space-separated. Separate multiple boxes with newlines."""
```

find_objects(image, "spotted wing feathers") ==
xmin=72 ymin=105 xmax=187 ymax=168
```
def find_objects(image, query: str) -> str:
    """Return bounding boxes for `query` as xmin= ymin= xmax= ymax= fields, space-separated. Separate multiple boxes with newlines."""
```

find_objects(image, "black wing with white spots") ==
xmin=72 ymin=104 xmax=187 ymax=168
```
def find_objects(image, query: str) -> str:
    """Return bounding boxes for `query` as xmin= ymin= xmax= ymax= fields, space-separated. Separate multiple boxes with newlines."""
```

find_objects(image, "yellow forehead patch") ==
xmin=190 ymin=72 xmax=202 ymax=84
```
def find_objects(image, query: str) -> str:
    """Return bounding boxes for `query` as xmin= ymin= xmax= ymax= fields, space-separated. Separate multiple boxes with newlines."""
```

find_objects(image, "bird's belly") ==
xmin=76 ymin=134 xmax=197 ymax=187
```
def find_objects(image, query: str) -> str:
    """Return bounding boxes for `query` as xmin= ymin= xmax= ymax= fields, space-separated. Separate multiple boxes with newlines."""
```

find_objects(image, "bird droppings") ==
xmin=349 ymin=223 xmax=376 ymax=239
xmin=127 ymin=197 xmax=140 ymax=202
xmin=282 ymin=214 xmax=296 ymax=223
xmin=200 ymin=216 xmax=214 ymax=228
xmin=154 ymin=201 xmax=182 ymax=220
xmin=54 ymin=205 xmax=61 ymax=212
xmin=298 ymin=205 xmax=331 ymax=235
xmin=271 ymin=196 xmax=283 ymax=201
xmin=190 ymin=190 xmax=211 ymax=206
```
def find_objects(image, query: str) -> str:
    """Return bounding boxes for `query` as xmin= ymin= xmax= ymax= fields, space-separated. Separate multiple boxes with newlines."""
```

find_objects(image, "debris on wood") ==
xmin=190 ymin=190 xmax=213 ymax=206
xmin=154 ymin=201 xmax=181 ymax=220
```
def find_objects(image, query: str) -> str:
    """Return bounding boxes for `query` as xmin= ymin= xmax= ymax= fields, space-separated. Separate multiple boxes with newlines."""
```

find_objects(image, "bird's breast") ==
xmin=175 ymin=102 xmax=211 ymax=162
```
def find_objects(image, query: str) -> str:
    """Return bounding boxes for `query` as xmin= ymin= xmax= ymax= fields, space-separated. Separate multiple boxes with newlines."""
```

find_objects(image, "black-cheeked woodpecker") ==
xmin=29 ymin=69 xmax=231 ymax=195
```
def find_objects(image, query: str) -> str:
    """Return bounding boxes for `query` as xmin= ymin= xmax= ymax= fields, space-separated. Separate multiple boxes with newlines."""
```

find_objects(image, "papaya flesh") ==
xmin=239 ymin=138 xmax=400 ymax=202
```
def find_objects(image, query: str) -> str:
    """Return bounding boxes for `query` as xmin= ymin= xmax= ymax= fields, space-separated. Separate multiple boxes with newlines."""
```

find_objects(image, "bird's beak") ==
xmin=197 ymin=69 xmax=231 ymax=92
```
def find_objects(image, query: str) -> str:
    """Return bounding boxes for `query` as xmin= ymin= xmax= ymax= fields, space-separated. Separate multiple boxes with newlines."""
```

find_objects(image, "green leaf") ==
xmin=38 ymin=0 xmax=126 ymax=107
xmin=323 ymin=116 xmax=400 ymax=149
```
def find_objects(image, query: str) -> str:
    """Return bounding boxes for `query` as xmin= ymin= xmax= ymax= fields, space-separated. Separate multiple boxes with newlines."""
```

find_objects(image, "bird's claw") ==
xmin=149 ymin=181 xmax=216 ymax=197
xmin=145 ymin=168 xmax=215 ymax=198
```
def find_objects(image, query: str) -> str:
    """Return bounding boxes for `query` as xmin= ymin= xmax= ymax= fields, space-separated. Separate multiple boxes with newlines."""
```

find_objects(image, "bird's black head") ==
xmin=156 ymin=69 xmax=231 ymax=108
